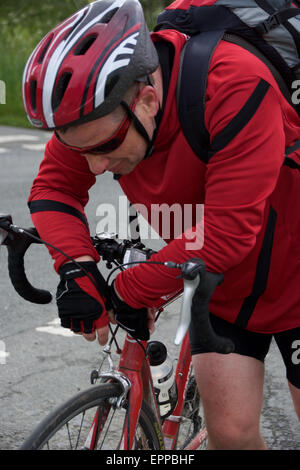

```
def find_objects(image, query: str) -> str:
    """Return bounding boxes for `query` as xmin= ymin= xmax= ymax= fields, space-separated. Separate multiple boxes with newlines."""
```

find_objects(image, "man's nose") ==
xmin=84 ymin=153 xmax=110 ymax=174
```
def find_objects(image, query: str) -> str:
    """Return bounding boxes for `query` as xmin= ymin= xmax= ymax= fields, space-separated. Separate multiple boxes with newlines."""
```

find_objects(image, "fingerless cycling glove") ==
xmin=56 ymin=261 xmax=107 ymax=334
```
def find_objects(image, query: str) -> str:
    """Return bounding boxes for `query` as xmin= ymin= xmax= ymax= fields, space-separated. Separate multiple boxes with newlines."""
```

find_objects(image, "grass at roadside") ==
xmin=0 ymin=32 xmax=32 ymax=128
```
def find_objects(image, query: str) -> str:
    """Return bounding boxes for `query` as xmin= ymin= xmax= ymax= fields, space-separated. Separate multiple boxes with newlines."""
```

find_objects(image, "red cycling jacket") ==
xmin=28 ymin=29 xmax=300 ymax=334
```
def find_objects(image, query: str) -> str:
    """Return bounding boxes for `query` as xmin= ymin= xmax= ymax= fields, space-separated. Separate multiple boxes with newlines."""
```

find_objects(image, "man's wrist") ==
xmin=65 ymin=255 xmax=94 ymax=264
xmin=113 ymin=282 xmax=123 ymax=301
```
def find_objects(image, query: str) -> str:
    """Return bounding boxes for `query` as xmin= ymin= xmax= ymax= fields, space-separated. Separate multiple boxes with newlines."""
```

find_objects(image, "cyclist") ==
xmin=22 ymin=0 xmax=300 ymax=450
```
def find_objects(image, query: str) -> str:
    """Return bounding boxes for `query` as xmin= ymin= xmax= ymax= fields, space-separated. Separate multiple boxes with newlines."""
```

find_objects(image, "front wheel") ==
xmin=20 ymin=382 xmax=164 ymax=450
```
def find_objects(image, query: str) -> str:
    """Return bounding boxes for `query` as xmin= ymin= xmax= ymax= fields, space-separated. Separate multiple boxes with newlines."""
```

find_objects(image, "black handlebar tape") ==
xmin=191 ymin=271 xmax=235 ymax=354
xmin=7 ymin=228 xmax=52 ymax=304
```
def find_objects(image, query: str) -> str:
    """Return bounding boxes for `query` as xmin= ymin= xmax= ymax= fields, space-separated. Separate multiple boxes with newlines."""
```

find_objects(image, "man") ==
xmin=22 ymin=0 xmax=300 ymax=449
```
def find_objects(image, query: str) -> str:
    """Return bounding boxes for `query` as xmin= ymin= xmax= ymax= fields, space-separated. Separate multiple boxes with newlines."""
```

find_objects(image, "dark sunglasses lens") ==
xmin=88 ymin=137 xmax=122 ymax=155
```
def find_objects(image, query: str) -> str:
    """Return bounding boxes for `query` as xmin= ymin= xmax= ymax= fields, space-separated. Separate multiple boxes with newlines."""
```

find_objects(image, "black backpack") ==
xmin=155 ymin=0 xmax=300 ymax=167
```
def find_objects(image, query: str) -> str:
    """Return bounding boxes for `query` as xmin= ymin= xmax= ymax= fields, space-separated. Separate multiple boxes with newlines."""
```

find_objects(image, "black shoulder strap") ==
xmin=223 ymin=33 xmax=293 ymax=108
xmin=177 ymin=30 xmax=224 ymax=164
xmin=177 ymin=31 xmax=300 ymax=163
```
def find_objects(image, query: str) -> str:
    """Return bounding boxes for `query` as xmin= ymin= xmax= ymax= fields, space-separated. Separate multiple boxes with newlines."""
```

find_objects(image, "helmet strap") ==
xmin=144 ymin=103 xmax=163 ymax=159
xmin=120 ymin=96 xmax=162 ymax=160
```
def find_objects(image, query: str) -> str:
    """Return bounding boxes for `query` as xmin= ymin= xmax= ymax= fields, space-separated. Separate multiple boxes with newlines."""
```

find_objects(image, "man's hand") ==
xmin=109 ymin=305 xmax=156 ymax=336
xmin=82 ymin=286 xmax=157 ymax=344
xmin=56 ymin=260 xmax=109 ymax=345
xmin=80 ymin=315 xmax=110 ymax=345
xmin=106 ymin=282 xmax=155 ymax=340
xmin=113 ymin=284 xmax=156 ymax=334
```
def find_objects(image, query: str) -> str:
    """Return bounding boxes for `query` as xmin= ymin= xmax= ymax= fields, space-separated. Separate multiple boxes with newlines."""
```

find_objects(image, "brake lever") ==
xmin=174 ymin=258 xmax=206 ymax=345
xmin=173 ymin=258 xmax=234 ymax=354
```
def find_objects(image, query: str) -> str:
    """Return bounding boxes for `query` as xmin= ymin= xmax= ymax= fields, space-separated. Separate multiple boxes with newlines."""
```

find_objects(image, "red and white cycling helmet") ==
xmin=22 ymin=0 xmax=159 ymax=130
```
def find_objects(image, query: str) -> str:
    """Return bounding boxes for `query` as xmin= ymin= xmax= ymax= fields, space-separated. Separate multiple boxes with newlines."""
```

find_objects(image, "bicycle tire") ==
xmin=20 ymin=382 xmax=164 ymax=450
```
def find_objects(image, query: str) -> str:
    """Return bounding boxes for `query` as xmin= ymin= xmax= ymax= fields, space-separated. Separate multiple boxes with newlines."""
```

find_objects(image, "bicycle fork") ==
xmin=117 ymin=335 xmax=164 ymax=449
xmin=88 ymin=333 xmax=164 ymax=450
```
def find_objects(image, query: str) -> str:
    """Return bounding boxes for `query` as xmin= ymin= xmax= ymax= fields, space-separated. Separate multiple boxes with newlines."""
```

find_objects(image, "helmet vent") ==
xmin=74 ymin=35 xmax=97 ymax=55
xmin=30 ymin=80 xmax=37 ymax=113
xmin=38 ymin=35 xmax=53 ymax=64
xmin=100 ymin=8 xmax=118 ymax=24
xmin=52 ymin=72 xmax=72 ymax=112
xmin=105 ymin=74 xmax=119 ymax=98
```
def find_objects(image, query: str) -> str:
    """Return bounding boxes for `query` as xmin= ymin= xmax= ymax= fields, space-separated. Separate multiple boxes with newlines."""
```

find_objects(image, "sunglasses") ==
xmin=55 ymin=95 xmax=139 ymax=155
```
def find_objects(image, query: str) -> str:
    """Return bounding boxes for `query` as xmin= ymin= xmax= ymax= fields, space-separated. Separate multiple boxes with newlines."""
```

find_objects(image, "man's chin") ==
xmin=111 ymin=167 xmax=133 ymax=176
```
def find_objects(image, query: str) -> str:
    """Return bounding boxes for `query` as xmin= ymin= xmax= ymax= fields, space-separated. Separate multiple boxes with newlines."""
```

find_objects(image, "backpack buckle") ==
xmin=255 ymin=12 xmax=282 ymax=35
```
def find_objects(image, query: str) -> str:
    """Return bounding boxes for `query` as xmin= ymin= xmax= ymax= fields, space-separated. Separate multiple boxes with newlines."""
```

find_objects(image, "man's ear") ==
xmin=136 ymin=85 xmax=160 ymax=118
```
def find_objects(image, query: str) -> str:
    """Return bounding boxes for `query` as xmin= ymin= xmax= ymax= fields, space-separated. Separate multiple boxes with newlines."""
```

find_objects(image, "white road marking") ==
xmin=36 ymin=317 xmax=78 ymax=338
xmin=0 ymin=351 xmax=9 ymax=365
xmin=0 ymin=148 xmax=10 ymax=153
xmin=0 ymin=340 xmax=9 ymax=365
xmin=0 ymin=135 xmax=39 ymax=144
xmin=22 ymin=143 xmax=46 ymax=151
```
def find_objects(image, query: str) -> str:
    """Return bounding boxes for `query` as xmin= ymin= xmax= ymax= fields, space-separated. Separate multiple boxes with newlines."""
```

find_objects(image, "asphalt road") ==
xmin=0 ymin=125 xmax=299 ymax=450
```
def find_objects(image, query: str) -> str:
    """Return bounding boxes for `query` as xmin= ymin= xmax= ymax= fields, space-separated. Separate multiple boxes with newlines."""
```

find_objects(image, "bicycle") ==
xmin=0 ymin=213 xmax=234 ymax=451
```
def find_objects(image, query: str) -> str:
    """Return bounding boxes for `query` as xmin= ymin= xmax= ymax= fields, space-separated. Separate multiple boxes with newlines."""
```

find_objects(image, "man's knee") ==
xmin=192 ymin=352 xmax=266 ymax=449
xmin=206 ymin=413 xmax=263 ymax=450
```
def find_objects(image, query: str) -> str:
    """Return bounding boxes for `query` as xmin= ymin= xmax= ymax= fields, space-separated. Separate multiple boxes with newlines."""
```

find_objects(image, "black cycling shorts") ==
xmin=189 ymin=314 xmax=300 ymax=389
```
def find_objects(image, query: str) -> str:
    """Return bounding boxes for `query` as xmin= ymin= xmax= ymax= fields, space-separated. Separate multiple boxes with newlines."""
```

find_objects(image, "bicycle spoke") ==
xmin=98 ymin=406 xmax=117 ymax=449
xmin=75 ymin=411 xmax=86 ymax=449
xmin=66 ymin=422 xmax=73 ymax=450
